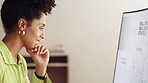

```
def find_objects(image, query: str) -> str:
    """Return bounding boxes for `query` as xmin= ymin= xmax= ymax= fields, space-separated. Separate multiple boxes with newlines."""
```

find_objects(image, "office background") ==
xmin=0 ymin=0 xmax=148 ymax=83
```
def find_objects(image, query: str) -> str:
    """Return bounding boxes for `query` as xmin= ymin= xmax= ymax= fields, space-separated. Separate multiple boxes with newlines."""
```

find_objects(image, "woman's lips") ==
xmin=36 ymin=39 xmax=40 ymax=44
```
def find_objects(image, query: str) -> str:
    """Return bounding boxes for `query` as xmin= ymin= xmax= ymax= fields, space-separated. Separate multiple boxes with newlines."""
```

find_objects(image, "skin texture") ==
xmin=2 ymin=13 xmax=49 ymax=76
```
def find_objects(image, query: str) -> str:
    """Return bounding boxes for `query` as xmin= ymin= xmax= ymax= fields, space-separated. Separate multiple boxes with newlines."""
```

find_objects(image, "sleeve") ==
xmin=32 ymin=72 xmax=52 ymax=83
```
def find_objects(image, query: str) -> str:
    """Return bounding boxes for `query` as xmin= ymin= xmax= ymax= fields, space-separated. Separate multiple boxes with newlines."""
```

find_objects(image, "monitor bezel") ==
xmin=112 ymin=8 xmax=148 ymax=83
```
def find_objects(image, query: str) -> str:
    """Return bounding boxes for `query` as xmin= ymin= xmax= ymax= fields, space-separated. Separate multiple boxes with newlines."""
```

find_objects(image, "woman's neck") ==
xmin=2 ymin=32 xmax=23 ymax=63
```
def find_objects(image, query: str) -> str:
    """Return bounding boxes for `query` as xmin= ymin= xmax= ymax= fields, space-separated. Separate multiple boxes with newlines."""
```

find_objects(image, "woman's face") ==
xmin=22 ymin=13 xmax=46 ymax=50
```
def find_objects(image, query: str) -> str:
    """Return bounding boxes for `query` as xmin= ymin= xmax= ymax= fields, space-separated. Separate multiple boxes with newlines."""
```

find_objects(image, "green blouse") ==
xmin=0 ymin=40 xmax=52 ymax=83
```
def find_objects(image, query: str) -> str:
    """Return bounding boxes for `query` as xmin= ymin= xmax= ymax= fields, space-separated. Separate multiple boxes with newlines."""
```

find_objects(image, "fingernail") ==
xmin=31 ymin=50 xmax=34 ymax=52
xmin=34 ymin=48 xmax=37 ymax=51
xmin=40 ymin=52 xmax=42 ymax=54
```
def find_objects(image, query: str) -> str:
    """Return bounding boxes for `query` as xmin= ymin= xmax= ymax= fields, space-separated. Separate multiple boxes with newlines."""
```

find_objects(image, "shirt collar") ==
xmin=0 ymin=40 xmax=23 ymax=65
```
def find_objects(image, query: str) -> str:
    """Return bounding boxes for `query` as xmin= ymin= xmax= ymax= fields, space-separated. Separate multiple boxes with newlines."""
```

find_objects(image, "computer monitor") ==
xmin=113 ymin=8 xmax=148 ymax=83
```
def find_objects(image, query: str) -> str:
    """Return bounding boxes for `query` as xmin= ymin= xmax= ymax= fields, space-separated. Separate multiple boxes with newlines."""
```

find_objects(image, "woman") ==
xmin=0 ymin=0 xmax=56 ymax=83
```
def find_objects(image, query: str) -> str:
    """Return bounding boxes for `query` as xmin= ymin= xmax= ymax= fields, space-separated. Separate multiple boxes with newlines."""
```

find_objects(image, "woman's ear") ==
xmin=18 ymin=18 xmax=28 ymax=31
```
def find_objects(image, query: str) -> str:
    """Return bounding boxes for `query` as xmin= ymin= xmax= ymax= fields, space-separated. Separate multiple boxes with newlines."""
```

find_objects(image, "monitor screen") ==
xmin=113 ymin=8 xmax=148 ymax=83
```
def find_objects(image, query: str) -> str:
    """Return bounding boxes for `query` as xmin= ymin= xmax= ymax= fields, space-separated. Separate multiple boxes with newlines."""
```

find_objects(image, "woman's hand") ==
xmin=26 ymin=46 xmax=50 ymax=76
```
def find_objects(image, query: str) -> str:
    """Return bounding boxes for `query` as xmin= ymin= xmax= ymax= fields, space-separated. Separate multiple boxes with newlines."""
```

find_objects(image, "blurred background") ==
xmin=0 ymin=0 xmax=148 ymax=83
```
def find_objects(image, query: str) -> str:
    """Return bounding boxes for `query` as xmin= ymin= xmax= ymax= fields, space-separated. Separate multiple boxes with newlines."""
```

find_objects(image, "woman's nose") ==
xmin=41 ymin=32 xmax=45 ymax=39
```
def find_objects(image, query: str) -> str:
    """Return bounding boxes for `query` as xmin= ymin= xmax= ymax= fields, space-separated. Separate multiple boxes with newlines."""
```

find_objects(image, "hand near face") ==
xmin=26 ymin=46 xmax=50 ymax=76
xmin=27 ymin=45 xmax=50 ymax=66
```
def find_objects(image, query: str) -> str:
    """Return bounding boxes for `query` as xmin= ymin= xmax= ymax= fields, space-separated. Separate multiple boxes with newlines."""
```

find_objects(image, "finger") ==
xmin=40 ymin=46 xmax=45 ymax=54
xmin=36 ymin=46 xmax=40 ymax=54
xmin=42 ymin=48 xmax=46 ymax=54
xmin=26 ymin=49 xmax=34 ymax=56
xmin=33 ymin=46 xmax=38 ymax=53
xmin=43 ymin=48 xmax=49 ymax=55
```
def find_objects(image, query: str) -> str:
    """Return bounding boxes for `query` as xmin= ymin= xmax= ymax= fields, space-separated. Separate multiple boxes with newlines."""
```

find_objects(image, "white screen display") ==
xmin=113 ymin=9 xmax=148 ymax=83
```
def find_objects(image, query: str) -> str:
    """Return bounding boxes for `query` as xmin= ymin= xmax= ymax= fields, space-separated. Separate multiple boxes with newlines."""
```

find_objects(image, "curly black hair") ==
xmin=1 ymin=0 xmax=56 ymax=33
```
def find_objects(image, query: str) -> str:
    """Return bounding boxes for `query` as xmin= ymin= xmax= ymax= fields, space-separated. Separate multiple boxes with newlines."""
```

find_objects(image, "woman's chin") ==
xmin=24 ymin=44 xmax=38 ymax=50
xmin=24 ymin=46 xmax=34 ymax=50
